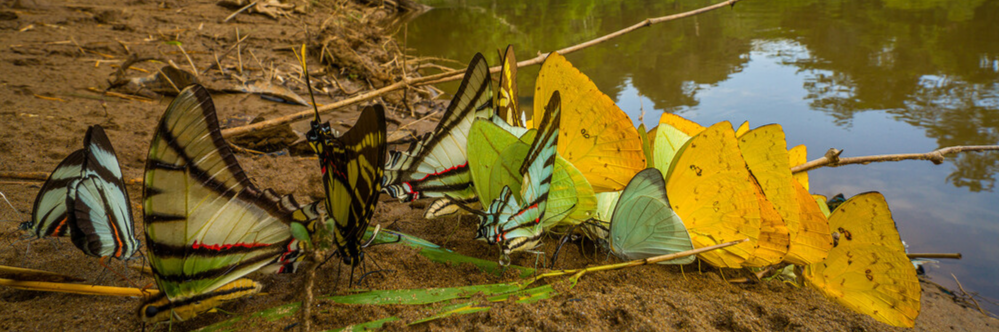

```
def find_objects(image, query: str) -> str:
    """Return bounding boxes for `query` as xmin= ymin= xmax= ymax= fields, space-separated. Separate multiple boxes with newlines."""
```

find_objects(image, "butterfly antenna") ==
xmin=297 ymin=44 xmax=322 ymax=124
xmin=0 ymin=191 xmax=23 ymax=217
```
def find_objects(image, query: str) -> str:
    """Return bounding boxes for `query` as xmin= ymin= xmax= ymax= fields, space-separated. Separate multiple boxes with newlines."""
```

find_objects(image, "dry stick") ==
xmin=791 ymin=145 xmax=999 ymax=174
xmin=176 ymin=43 xmax=199 ymax=76
xmin=299 ymin=252 xmax=320 ymax=332
xmin=907 ymin=253 xmax=962 ymax=259
xmin=237 ymin=28 xmax=245 ymax=75
xmin=223 ymin=1 xmax=258 ymax=23
xmin=0 ymin=172 xmax=49 ymax=181
xmin=218 ymin=0 xmax=740 ymax=138
xmin=0 ymin=277 xmax=158 ymax=297
xmin=0 ymin=265 xmax=85 ymax=283
xmin=526 ymin=239 xmax=748 ymax=285
xmin=952 ymin=273 xmax=987 ymax=315
xmin=201 ymin=33 xmax=251 ymax=75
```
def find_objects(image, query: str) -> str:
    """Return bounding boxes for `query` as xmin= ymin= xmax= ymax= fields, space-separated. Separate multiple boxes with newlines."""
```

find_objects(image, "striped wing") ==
xmin=481 ymin=92 xmax=560 ymax=258
xmin=27 ymin=149 xmax=85 ymax=238
xmin=143 ymin=84 xmax=309 ymax=301
xmin=609 ymin=168 xmax=694 ymax=264
xmin=308 ymin=105 xmax=387 ymax=266
xmin=382 ymin=53 xmax=493 ymax=206
xmin=495 ymin=45 xmax=522 ymax=127
xmin=69 ymin=125 xmax=140 ymax=260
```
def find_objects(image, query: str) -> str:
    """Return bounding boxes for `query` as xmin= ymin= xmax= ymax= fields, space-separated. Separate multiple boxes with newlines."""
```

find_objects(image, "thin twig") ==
xmin=202 ymin=33 xmax=251 ymax=75
xmin=0 ymin=172 xmax=52 ymax=181
xmin=237 ymin=28 xmax=245 ymax=75
xmin=907 ymin=253 xmax=962 ymax=259
xmin=952 ymin=273 xmax=987 ymax=315
xmin=223 ymin=1 xmax=257 ymax=23
xmin=791 ymin=145 xmax=999 ymax=174
xmin=175 ymin=43 xmax=199 ymax=76
xmin=218 ymin=0 xmax=740 ymax=138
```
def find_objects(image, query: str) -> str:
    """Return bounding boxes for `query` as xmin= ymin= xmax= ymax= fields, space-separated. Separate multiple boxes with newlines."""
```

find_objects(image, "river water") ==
xmin=400 ymin=0 xmax=999 ymax=311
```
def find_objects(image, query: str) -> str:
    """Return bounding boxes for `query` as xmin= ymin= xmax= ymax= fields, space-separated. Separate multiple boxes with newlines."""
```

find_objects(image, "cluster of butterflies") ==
xmin=19 ymin=45 xmax=920 ymax=328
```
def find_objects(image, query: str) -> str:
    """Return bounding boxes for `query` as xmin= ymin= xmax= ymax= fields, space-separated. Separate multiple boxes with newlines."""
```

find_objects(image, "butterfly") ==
xmin=457 ymin=91 xmax=561 ymax=265
xmin=604 ymin=168 xmax=695 ymax=264
xmin=532 ymin=52 xmax=645 ymax=193
xmin=382 ymin=53 xmax=493 ymax=219
xmin=736 ymin=124 xmax=793 ymax=267
xmin=141 ymin=84 xmax=319 ymax=323
xmin=306 ymin=102 xmax=387 ymax=269
xmin=803 ymin=192 xmax=921 ymax=327
xmin=657 ymin=121 xmax=762 ymax=268
xmin=25 ymin=125 xmax=140 ymax=262
xmin=467 ymin=117 xmax=594 ymax=232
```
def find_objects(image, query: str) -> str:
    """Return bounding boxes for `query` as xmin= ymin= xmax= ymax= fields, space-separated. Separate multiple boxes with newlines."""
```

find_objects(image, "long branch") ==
xmin=791 ymin=145 xmax=999 ymax=174
xmin=219 ymin=0 xmax=741 ymax=138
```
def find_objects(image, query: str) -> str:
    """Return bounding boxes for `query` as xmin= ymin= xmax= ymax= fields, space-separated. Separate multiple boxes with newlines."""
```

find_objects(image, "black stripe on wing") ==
xmin=144 ymin=85 xmax=300 ymax=223
xmin=29 ymin=149 xmax=86 ymax=238
xmin=384 ymin=53 xmax=492 ymax=190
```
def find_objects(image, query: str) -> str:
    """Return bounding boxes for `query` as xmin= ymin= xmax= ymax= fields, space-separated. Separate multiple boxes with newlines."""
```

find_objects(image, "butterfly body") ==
xmin=307 ymin=104 xmax=387 ymax=267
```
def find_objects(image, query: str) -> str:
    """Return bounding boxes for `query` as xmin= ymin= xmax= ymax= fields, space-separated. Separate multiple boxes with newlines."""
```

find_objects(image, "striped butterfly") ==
xmin=495 ymin=44 xmax=522 ymax=127
xmin=24 ymin=125 xmax=140 ymax=261
xmin=306 ymin=103 xmax=387 ymax=269
xmin=456 ymin=91 xmax=560 ymax=265
xmin=141 ymin=84 xmax=320 ymax=323
xmin=382 ymin=53 xmax=493 ymax=219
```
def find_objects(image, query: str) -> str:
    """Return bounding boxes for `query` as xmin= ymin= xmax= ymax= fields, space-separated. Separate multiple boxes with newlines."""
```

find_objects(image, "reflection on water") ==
xmin=402 ymin=0 xmax=999 ymax=309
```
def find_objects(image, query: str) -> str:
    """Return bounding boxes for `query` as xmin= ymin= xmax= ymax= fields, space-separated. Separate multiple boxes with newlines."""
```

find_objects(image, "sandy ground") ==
xmin=0 ymin=0 xmax=997 ymax=331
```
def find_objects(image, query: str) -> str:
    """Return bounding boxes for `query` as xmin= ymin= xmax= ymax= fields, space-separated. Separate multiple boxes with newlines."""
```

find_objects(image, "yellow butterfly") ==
xmin=803 ymin=192 xmax=921 ymax=327
xmin=736 ymin=124 xmax=794 ymax=267
xmin=788 ymin=144 xmax=809 ymax=191
xmin=784 ymin=178 xmax=832 ymax=265
xmin=532 ymin=52 xmax=645 ymax=192
xmin=661 ymin=121 xmax=761 ymax=268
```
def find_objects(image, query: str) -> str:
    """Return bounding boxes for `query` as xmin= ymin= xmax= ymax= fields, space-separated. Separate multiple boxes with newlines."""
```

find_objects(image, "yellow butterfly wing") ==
xmin=783 ymin=178 xmax=832 ymax=265
xmin=735 ymin=121 xmax=750 ymax=137
xmin=738 ymin=124 xmax=794 ymax=267
xmin=742 ymin=178 xmax=790 ymax=267
xmin=804 ymin=192 xmax=921 ymax=327
xmin=788 ymin=144 xmax=809 ymax=191
xmin=665 ymin=121 xmax=760 ymax=268
xmin=533 ymin=52 xmax=645 ymax=192
xmin=653 ymin=112 xmax=705 ymax=173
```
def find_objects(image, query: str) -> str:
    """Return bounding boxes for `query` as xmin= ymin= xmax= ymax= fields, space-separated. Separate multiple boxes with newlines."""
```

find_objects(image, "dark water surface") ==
xmin=400 ymin=0 xmax=999 ymax=311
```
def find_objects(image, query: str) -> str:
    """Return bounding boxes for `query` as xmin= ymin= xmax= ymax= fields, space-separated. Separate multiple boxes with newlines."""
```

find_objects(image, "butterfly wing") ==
xmin=533 ymin=52 xmax=644 ymax=192
xmin=609 ymin=168 xmax=694 ymax=264
xmin=652 ymin=112 xmax=704 ymax=173
xmin=783 ymin=178 xmax=832 ymax=265
xmin=664 ymin=121 xmax=761 ymax=268
xmin=788 ymin=144 xmax=809 ymax=190
xmin=143 ymin=84 xmax=308 ymax=301
xmin=69 ymin=125 xmax=139 ymax=260
xmin=28 ymin=149 xmax=85 ymax=238
xmin=737 ymin=124 xmax=793 ymax=267
xmin=804 ymin=192 xmax=921 ymax=327
xmin=495 ymin=45 xmax=522 ymax=127
xmin=382 ymin=53 xmax=492 ymax=206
